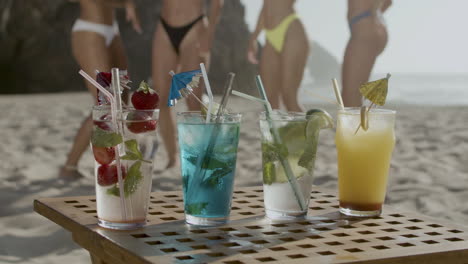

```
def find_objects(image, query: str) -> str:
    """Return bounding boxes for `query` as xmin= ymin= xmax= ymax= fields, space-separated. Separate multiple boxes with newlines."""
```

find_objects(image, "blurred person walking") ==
xmin=60 ymin=0 xmax=141 ymax=179
xmin=152 ymin=0 xmax=223 ymax=169
xmin=342 ymin=0 xmax=392 ymax=107
xmin=247 ymin=0 xmax=309 ymax=111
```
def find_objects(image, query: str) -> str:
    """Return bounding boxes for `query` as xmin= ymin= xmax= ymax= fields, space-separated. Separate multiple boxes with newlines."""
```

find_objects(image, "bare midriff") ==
xmin=263 ymin=0 xmax=296 ymax=29
xmin=161 ymin=0 xmax=204 ymax=26
xmin=78 ymin=0 xmax=115 ymax=25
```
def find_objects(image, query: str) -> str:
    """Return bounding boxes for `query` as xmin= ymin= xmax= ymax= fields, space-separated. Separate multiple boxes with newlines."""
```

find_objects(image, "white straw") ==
xmin=111 ymin=68 xmax=128 ymax=220
xmin=78 ymin=70 xmax=117 ymax=126
xmin=332 ymin=78 xmax=345 ymax=110
xmin=200 ymin=63 xmax=212 ymax=123
xmin=232 ymin=90 xmax=267 ymax=104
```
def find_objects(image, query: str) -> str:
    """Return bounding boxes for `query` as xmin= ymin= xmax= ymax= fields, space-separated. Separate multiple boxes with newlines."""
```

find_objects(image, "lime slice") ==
xmin=304 ymin=109 xmax=334 ymax=137
xmin=201 ymin=102 xmax=221 ymax=117
xmin=274 ymin=156 xmax=305 ymax=183
xmin=298 ymin=109 xmax=334 ymax=169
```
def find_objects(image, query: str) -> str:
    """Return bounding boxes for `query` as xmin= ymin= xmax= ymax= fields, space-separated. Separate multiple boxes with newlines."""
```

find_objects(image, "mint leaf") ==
xmin=106 ymin=161 xmax=144 ymax=197
xmin=262 ymin=162 xmax=275 ymax=185
xmin=121 ymin=139 xmax=151 ymax=163
xmin=201 ymin=156 xmax=231 ymax=170
xmin=106 ymin=185 xmax=120 ymax=197
xmin=185 ymin=202 xmax=208 ymax=215
xmin=91 ymin=127 xmax=123 ymax=148
xmin=124 ymin=161 xmax=143 ymax=197
xmin=187 ymin=155 xmax=232 ymax=171
xmin=262 ymin=142 xmax=288 ymax=163
xmin=202 ymin=167 xmax=232 ymax=187
xmin=298 ymin=130 xmax=319 ymax=170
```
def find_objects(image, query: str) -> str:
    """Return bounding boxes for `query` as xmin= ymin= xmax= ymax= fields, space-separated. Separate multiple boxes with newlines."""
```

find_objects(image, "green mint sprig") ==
xmin=91 ymin=127 xmax=123 ymax=148
xmin=121 ymin=139 xmax=151 ymax=163
xmin=185 ymin=202 xmax=208 ymax=215
xmin=106 ymin=161 xmax=143 ymax=197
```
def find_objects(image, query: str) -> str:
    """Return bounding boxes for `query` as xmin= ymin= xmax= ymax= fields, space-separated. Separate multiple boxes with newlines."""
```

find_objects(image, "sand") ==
xmin=0 ymin=92 xmax=467 ymax=263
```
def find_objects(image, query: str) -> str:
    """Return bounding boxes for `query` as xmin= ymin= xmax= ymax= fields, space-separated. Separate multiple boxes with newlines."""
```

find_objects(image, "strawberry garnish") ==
xmin=93 ymin=114 xmax=113 ymax=131
xmin=97 ymin=164 xmax=127 ymax=186
xmin=131 ymin=81 xmax=159 ymax=110
xmin=92 ymin=146 xmax=116 ymax=165
xmin=96 ymin=72 xmax=112 ymax=88
xmin=126 ymin=111 xmax=157 ymax=134
xmin=96 ymin=71 xmax=131 ymax=105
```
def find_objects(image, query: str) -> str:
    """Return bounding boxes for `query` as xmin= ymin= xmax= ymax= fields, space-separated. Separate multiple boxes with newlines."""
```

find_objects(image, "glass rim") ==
xmin=92 ymin=105 xmax=160 ymax=113
xmin=259 ymin=111 xmax=307 ymax=121
xmin=176 ymin=111 xmax=242 ymax=118
xmin=338 ymin=107 xmax=396 ymax=115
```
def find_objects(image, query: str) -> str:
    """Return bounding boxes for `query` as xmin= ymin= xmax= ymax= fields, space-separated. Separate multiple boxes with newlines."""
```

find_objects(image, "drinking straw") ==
xmin=232 ymin=90 xmax=266 ymax=104
xmin=110 ymin=68 xmax=128 ymax=220
xmin=78 ymin=69 xmax=127 ymax=221
xmin=186 ymin=72 xmax=236 ymax=202
xmin=216 ymin=72 xmax=235 ymax=119
xmin=255 ymin=75 xmax=306 ymax=211
xmin=200 ymin=63 xmax=212 ymax=123
xmin=332 ymin=78 xmax=345 ymax=110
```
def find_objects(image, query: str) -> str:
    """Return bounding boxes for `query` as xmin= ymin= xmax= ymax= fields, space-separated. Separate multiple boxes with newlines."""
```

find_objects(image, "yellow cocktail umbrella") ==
xmin=355 ymin=74 xmax=391 ymax=133
xmin=359 ymin=73 xmax=391 ymax=106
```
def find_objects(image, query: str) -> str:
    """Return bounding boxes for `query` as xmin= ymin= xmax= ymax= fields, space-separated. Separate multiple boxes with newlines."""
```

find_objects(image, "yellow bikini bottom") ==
xmin=265 ymin=13 xmax=298 ymax=53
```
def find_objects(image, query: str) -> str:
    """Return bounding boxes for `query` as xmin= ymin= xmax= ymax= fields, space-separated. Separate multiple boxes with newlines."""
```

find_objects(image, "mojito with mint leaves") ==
xmin=260 ymin=110 xmax=333 ymax=219
xmin=92 ymin=106 xmax=158 ymax=230
xmin=177 ymin=112 xmax=241 ymax=226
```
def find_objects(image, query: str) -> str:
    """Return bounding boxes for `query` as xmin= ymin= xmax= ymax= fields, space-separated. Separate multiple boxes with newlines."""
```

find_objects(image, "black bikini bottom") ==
xmin=160 ymin=15 xmax=204 ymax=55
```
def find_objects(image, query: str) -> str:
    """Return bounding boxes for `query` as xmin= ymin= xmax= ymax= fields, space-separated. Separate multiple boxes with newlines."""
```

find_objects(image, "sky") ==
xmin=240 ymin=0 xmax=468 ymax=75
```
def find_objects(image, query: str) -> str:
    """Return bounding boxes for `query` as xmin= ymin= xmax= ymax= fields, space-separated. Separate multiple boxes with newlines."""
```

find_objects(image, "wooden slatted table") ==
xmin=34 ymin=186 xmax=468 ymax=264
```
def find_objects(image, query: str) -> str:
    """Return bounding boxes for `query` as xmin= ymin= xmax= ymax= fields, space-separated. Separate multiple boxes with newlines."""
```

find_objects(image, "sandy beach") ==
xmin=1 ymin=92 xmax=467 ymax=263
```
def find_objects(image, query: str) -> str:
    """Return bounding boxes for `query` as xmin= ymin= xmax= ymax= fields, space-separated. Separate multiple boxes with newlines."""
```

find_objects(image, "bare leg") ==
xmin=152 ymin=22 xmax=178 ymax=168
xmin=280 ymin=20 xmax=308 ymax=112
xmin=342 ymin=20 xmax=387 ymax=107
xmin=179 ymin=21 xmax=206 ymax=111
xmin=259 ymin=42 xmax=281 ymax=109
xmin=60 ymin=31 xmax=113 ymax=179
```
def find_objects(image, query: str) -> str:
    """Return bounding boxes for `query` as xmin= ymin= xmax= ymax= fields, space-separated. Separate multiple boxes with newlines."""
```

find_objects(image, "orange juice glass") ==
xmin=336 ymin=108 xmax=396 ymax=217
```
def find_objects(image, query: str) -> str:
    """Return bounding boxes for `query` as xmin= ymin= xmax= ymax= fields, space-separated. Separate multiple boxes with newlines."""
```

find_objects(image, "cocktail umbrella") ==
xmin=168 ymin=69 xmax=204 ymax=107
xmin=359 ymin=73 xmax=391 ymax=106
xmin=356 ymin=73 xmax=391 ymax=132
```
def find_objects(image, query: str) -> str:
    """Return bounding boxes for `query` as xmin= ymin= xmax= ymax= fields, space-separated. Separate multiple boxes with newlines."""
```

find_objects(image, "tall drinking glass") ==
xmin=259 ymin=111 xmax=331 ymax=220
xmin=177 ymin=112 xmax=242 ymax=226
xmin=91 ymin=106 xmax=159 ymax=229
xmin=336 ymin=108 xmax=396 ymax=217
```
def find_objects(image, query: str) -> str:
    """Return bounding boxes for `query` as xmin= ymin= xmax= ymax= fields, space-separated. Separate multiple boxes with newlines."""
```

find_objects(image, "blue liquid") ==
xmin=178 ymin=122 xmax=240 ymax=219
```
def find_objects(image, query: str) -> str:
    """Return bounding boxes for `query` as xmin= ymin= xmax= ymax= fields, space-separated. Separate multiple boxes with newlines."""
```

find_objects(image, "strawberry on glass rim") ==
xmin=96 ymin=70 xmax=131 ymax=105
xmin=131 ymin=81 xmax=159 ymax=110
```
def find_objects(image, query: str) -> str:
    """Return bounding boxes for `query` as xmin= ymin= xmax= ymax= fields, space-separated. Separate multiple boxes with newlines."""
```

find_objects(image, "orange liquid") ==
xmin=336 ymin=121 xmax=395 ymax=208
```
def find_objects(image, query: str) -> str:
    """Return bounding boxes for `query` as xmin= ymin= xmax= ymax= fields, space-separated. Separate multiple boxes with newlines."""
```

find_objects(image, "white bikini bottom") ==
xmin=72 ymin=19 xmax=119 ymax=46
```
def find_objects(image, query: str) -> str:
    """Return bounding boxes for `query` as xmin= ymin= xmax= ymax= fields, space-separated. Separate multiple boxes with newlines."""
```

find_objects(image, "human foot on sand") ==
xmin=59 ymin=165 xmax=85 ymax=181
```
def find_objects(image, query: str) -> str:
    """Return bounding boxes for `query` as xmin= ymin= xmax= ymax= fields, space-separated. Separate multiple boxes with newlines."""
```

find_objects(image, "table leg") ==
xmin=90 ymin=253 xmax=108 ymax=264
